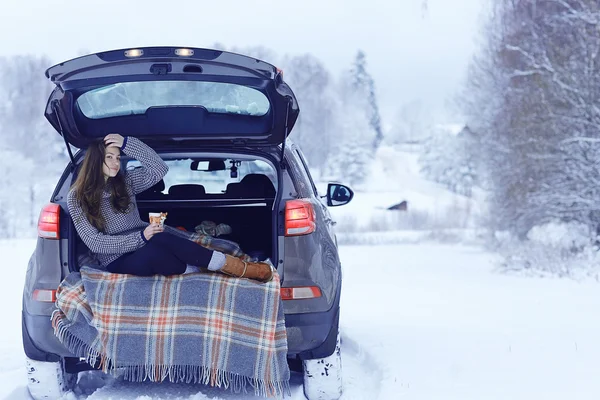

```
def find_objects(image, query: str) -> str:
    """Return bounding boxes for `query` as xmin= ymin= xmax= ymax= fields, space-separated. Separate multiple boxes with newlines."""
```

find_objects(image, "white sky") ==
xmin=1 ymin=0 xmax=485 ymax=123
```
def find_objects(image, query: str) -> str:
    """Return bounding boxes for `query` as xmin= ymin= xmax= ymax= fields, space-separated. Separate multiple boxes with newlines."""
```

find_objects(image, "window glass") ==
xmin=285 ymin=150 xmax=313 ymax=198
xmin=78 ymin=81 xmax=270 ymax=119
xmin=294 ymin=148 xmax=319 ymax=197
xmin=127 ymin=158 xmax=276 ymax=194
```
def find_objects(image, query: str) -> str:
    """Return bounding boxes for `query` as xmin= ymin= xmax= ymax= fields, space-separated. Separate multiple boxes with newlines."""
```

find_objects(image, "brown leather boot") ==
xmin=220 ymin=255 xmax=274 ymax=283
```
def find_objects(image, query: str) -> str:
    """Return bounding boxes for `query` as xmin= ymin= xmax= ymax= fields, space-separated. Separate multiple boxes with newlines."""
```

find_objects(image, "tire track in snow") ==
xmin=338 ymin=332 xmax=383 ymax=399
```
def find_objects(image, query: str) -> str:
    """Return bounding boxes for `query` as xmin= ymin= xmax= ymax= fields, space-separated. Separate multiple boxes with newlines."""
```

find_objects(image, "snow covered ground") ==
xmin=3 ymin=238 xmax=600 ymax=399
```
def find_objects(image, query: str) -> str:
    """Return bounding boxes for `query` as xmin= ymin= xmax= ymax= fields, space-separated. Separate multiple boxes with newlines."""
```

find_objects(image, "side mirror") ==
xmin=326 ymin=183 xmax=354 ymax=207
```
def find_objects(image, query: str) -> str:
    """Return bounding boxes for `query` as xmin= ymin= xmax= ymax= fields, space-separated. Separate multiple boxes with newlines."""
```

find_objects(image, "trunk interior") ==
xmin=71 ymin=157 xmax=278 ymax=269
xmin=73 ymin=201 xmax=274 ymax=269
xmin=138 ymin=202 xmax=274 ymax=260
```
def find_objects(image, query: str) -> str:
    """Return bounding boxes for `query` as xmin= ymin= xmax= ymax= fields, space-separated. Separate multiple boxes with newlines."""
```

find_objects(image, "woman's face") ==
xmin=102 ymin=146 xmax=121 ymax=179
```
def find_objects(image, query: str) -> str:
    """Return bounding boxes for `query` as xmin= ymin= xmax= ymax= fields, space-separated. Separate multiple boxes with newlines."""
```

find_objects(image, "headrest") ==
xmin=240 ymin=174 xmax=275 ymax=197
xmin=225 ymin=182 xmax=243 ymax=198
xmin=136 ymin=179 xmax=166 ymax=199
xmin=168 ymin=184 xmax=206 ymax=199
xmin=151 ymin=179 xmax=165 ymax=192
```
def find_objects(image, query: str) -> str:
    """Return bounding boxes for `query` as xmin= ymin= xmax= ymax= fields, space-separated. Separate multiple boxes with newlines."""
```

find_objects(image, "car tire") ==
xmin=26 ymin=357 xmax=77 ymax=400
xmin=302 ymin=332 xmax=343 ymax=400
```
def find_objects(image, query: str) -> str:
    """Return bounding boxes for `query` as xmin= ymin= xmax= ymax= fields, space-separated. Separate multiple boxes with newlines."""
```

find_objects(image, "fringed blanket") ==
xmin=52 ymin=267 xmax=290 ymax=397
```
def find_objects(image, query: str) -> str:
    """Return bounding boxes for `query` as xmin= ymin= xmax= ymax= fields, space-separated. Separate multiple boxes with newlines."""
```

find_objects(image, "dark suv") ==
xmin=21 ymin=47 xmax=353 ymax=400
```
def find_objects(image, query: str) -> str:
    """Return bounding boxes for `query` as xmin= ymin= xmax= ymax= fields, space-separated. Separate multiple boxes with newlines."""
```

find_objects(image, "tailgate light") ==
xmin=175 ymin=48 xmax=194 ymax=57
xmin=124 ymin=49 xmax=144 ymax=58
xmin=38 ymin=204 xmax=60 ymax=239
xmin=285 ymin=200 xmax=316 ymax=236
xmin=32 ymin=289 xmax=57 ymax=303
xmin=281 ymin=286 xmax=322 ymax=300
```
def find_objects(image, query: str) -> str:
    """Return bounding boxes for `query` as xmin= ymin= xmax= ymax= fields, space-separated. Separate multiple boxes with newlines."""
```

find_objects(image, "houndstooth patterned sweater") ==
xmin=67 ymin=137 xmax=169 ymax=267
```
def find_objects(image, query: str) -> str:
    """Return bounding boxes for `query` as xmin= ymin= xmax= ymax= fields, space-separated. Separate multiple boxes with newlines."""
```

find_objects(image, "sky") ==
xmin=1 ymin=0 xmax=485 ymax=125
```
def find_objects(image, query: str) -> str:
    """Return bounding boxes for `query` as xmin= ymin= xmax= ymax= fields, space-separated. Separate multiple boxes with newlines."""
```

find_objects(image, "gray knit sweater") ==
xmin=67 ymin=137 xmax=168 ymax=267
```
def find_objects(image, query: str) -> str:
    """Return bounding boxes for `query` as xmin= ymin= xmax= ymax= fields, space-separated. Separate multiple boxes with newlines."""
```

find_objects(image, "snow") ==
xmin=527 ymin=221 xmax=592 ymax=249
xmin=4 ymin=239 xmax=600 ymax=399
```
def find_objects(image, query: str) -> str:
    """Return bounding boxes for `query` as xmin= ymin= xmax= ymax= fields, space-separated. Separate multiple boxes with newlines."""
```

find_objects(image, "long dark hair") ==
xmin=71 ymin=140 xmax=131 ymax=232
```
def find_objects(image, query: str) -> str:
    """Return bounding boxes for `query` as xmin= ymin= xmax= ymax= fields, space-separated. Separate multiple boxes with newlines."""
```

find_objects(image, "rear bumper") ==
xmin=22 ymin=312 xmax=73 ymax=362
xmin=284 ymin=305 xmax=339 ymax=360
xmin=283 ymin=280 xmax=341 ymax=360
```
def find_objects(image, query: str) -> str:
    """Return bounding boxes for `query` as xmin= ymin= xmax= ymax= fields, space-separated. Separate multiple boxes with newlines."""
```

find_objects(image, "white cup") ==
xmin=149 ymin=212 xmax=166 ymax=227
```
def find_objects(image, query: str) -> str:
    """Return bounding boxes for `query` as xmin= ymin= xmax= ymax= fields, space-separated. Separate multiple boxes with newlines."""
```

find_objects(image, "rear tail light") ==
xmin=281 ymin=286 xmax=322 ymax=300
xmin=32 ymin=289 xmax=57 ymax=302
xmin=285 ymin=199 xmax=316 ymax=236
xmin=38 ymin=204 xmax=60 ymax=239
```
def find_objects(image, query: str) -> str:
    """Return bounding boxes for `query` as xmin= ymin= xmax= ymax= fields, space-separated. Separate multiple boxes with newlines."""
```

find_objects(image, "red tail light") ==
xmin=285 ymin=199 xmax=316 ymax=236
xmin=281 ymin=286 xmax=322 ymax=300
xmin=38 ymin=204 xmax=60 ymax=239
xmin=32 ymin=289 xmax=57 ymax=302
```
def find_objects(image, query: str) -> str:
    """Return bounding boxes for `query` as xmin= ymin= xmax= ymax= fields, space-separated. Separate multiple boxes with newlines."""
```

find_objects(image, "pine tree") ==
xmin=419 ymin=125 xmax=477 ymax=197
xmin=349 ymin=51 xmax=383 ymax=150
xmin=323 ymin=97 xmax=372 ymax=187
xmin=280 ymin=54 xmax=336 ymax=171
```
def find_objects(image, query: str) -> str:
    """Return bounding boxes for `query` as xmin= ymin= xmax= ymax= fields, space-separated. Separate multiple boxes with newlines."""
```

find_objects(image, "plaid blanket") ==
xmin=52 ymin=266 xmax=290 ymax=397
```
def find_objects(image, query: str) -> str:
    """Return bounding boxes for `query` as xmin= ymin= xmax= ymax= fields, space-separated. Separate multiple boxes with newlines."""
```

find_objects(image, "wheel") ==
xmin=302 ymin=332 xmax=343 ymax=400
xmin=26 ymin=357 xmax=77 ymax=400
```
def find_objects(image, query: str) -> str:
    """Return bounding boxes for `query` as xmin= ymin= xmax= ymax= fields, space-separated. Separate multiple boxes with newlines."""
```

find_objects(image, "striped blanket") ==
xmin=51 ymin=266 xmax=290 ymax=397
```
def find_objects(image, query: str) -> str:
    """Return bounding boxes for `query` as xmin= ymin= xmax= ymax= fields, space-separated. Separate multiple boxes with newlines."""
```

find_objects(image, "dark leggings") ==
xmin=106 ymin=231 xmax=215 ymax=276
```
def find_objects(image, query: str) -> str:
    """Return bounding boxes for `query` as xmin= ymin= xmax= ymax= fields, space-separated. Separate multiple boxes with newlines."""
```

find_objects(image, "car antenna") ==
xmin=280 ymin=99 xmax=291 ymax=169
xmin=52 ymin=102 xmax=76 ymax=169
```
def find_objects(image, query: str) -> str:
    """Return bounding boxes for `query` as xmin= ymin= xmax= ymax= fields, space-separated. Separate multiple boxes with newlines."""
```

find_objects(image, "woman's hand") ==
xmin=104 ymin=133 xmax=125 ymax=148
xmin=143 ymin=223 xmax=164 ymax=241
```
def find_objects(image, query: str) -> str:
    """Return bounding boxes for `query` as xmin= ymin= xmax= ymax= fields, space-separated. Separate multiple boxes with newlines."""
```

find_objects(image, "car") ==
xmin=21 ymin=46 xmax=354 ymax=400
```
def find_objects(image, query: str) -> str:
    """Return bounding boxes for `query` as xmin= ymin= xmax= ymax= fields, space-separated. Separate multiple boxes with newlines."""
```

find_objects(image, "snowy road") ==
xmin=3 ymin=239 xmax=600 ymax=399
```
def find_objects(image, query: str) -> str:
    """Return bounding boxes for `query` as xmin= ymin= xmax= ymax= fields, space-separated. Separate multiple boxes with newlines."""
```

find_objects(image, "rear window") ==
xmin=127 ymin=158 xmax=277 ymax=194
xmin=77 ymin=81 xmax=270 ymax=119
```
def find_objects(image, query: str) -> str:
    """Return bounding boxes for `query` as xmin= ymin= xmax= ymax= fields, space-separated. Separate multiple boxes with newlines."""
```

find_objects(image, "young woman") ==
xmin=67 ymin=133 xmax=273 ymax=282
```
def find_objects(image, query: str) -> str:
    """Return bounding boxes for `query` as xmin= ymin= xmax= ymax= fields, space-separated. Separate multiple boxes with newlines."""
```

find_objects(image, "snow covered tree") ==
xmin=279 ymin=54 xmax=337 ymax=172
xmin=0 ymin=55 xmax=67 ymax=237
xmin=460 ymin=0 xmax=600 ymax=237
xmin=419 ymin=125 xmax=477 ymax=197
xmin=323 ymin=97 xmax=372 ymax=187
xmin=349 ymin=51 xmax=383 ymax=150
xmin=0 ymin=56 xmax=65 ymax=166
xmin=388 ymin=100 xmax=431 ymax=144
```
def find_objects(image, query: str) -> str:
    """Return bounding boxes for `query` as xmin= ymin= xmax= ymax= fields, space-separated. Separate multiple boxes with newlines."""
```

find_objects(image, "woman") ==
xmin=67 ymin=133 xmax=273 ymax=282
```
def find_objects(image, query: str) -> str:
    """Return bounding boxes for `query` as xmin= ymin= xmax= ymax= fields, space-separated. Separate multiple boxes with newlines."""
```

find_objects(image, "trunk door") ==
xmin=44 ymin=47 xmax=299 ymax=152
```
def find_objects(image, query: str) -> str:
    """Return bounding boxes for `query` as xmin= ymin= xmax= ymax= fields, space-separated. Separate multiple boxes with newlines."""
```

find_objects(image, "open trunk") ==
xmin=138 ymin=201 xmax=274 ymax=261
xmin=72 ymin=198 xmax=275 ymax=270
xmin=71 ymin=153 xmax=280 ymax=270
